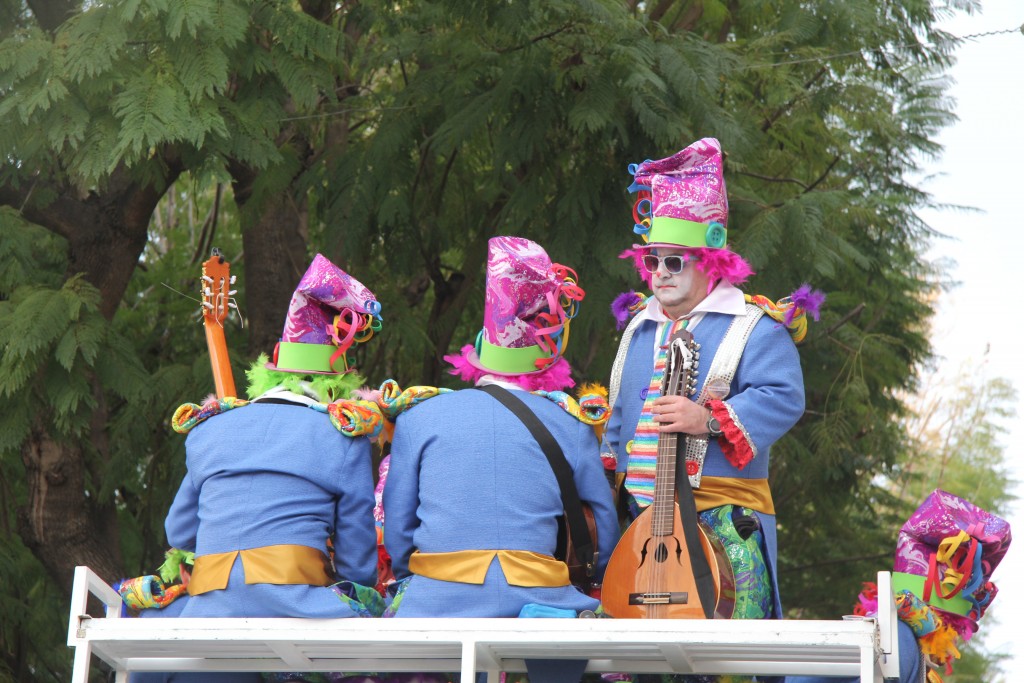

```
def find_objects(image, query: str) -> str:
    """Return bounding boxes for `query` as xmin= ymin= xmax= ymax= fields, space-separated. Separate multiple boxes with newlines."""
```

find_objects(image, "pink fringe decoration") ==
xmin=201 ymin=394 xmax=219 ymax=407
xmin=619 ymin=248 xmax=653 ymax=289
xmin=352 ymin=387 xmax=382 ymax=403
xmin=688 ymin=247 xmax=754 ymax=288
xmin=444 ymin=344 xmax=576 ymax=392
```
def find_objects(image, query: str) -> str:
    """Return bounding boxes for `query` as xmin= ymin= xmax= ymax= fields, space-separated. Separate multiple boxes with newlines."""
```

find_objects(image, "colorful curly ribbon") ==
xmin=376 ymin=379 xmax=452 ymax=420
xmin=745 ymin=293 xmax=809 ymax=344
xmin=171 ymin=397 xmax=249 ymax=434
xmin=855 ymin=583 xmax=963 ymax=680
xmin=932 ymin=531 xmax=982 ymax=598
xmin=114 ymin=575 xmax=187 ymax=611
xmin=321 ymin=399 xmax=385 ymax=438
xmin=632 ymin=188 xmax=653 ymax=241
xmin=531 ymin=264 xmax=585 ymax=370
xmin=172 ymin=395 xmax=382 ymax=439
xmin=531 ymin=389 xmax=610 ymax=427
xmin=326 ymin=307 xmax=382 ymax=372
xmin=374 ymin=380 xmax=610 ymax=431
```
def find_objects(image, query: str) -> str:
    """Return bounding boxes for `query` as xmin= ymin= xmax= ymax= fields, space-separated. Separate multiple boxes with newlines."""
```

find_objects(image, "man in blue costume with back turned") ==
xmin=382 ymin=236 xmax=619 ymax=683
xmin=132 ymin=254 xmax=386 ymax=683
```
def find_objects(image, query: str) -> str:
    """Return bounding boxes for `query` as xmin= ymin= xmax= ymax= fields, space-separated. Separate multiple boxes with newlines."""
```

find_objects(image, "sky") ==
xmin=916 ymin=3 xmax=1023 ymax=679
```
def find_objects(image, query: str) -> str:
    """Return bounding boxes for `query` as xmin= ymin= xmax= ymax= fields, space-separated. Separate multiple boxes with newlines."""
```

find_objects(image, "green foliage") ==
xmin=1 ymin=0 xmax=1017 ymax=679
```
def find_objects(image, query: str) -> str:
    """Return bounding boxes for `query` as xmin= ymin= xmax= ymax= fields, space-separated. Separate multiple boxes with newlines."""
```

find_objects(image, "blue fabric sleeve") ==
xmin=572 ymin=421 xmax=618 ymax=578
xmin=332 ymin=436 xmax=379 ymax=587
xmin=164 ymin=442 xmax=201 ymax=551
xmin=381 ymin=417 xmax=420 ymax=580
xmin=722 ymin=318 xmax=805 ymax=460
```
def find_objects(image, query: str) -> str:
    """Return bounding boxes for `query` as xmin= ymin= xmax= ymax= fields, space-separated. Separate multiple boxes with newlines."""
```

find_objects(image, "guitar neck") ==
xmin=651 ymin=432 xmax=679 ymax=536
xmin=204 ymin=322 xmax=236 ymax=399
xmin=201 ymin=252 xmax=238 ymax=399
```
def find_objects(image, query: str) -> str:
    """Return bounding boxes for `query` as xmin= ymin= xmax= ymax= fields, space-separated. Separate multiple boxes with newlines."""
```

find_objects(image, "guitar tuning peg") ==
xmin=201 ymin=275 xmax=214 ymax=284
xmin=229 ymin=275 xmax=237 ymax=284
xmin=228 ymin=289 xmax=238 ymax=296
xmin=228 ymin=298 xmax=245 ymax=328
xmin=202 ymin=301 xmax=214 ymax=310
xmin=204 ymin=287 xmax=213 ymax=297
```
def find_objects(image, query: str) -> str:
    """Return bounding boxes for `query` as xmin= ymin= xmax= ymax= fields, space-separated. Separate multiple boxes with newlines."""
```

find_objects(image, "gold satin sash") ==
xmin=694 ymin=476 xmax=774 ymax=515
xmin=188 ymin=544 xmax=332 ymax=596
xmin=408 ymin=549 xmax=570 ymax=587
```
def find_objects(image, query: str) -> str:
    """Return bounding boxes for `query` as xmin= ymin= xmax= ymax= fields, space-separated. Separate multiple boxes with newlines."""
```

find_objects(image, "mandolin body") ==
xmin=601 ymin=501 xmax=735 ymax=619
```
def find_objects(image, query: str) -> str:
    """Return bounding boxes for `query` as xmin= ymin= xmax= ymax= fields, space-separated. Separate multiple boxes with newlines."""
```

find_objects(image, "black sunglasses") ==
xmin=642 ymin=254 xmax=686 ymax=274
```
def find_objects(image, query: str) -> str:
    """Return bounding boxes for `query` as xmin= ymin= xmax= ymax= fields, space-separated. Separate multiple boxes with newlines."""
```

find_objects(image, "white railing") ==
xmin=68 ymin=566 xmax=899 ymax=683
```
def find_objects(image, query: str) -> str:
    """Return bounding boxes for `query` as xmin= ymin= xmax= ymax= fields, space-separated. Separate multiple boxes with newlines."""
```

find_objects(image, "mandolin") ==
xmin=200 ymin=249 xmax=238 ymax=399
xmin=601 ymin=327 xmax=735 ymax=619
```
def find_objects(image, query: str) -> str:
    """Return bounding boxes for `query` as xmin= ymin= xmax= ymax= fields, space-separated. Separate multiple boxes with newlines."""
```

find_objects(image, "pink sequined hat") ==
xmin=462 ymin=236 xmax=584 ymax=376
xmin=266 ymin=253 xmax=382 ymax=375
xmin=628 ymin=137 xmax=729 ymax=250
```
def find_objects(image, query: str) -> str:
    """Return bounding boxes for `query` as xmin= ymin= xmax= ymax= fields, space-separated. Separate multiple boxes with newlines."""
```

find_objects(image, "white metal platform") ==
xmin=68 ymin=566 xmax=899 ymax=682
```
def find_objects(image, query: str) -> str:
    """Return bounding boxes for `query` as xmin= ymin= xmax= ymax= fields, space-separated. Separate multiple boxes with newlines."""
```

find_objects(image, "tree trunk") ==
xmin=18 ymin=421 xmax=123 ymax=591
xmin=3 ymin=163 xmax=180 ymax=594
xmin=421 ymin=235 xmax=490 ymax=385
xmin=229 ymin=164 xmax=312 ymax=358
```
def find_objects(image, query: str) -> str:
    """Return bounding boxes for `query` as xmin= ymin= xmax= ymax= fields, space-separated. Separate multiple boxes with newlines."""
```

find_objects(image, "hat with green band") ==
xmin=629 ymin=137 xmax=729 ymax=250
xmin=458 ymin=236 xmax=584 ymax=377
xmin=266 ymin=254 xmax=382 ymax=375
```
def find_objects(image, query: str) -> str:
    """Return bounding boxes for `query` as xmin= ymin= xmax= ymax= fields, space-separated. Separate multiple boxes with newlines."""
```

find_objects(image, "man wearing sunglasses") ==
xmin=603 ymin=139 xmax=814 ymax=647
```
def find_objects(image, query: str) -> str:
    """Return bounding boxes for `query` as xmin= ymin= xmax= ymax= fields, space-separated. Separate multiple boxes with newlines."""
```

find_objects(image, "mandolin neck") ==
xmin=651 ymin=431 xmax=678 ymax=536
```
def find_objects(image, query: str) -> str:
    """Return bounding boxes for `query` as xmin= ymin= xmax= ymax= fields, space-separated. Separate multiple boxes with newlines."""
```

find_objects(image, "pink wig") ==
xmin=444 ymin=345 xmax=576 ymax=392
xmin=619 ymin=246 xmax=754 ymax=293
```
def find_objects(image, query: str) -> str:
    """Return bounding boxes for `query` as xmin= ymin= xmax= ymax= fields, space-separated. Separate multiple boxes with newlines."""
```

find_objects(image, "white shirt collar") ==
xmin=475 ymin=375 xmax=527 ymax=391
xmin=254 ymin=384 xmax=322 ymax=406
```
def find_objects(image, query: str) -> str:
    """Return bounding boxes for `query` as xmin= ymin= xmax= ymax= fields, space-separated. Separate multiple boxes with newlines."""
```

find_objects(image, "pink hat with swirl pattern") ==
xmin=629 ymin=137 xmax=729 ymax=250
xmin=445 ymin=236 xmax=583 ymax=391
xmin=267 ymin=253 xmax=382 ymax=375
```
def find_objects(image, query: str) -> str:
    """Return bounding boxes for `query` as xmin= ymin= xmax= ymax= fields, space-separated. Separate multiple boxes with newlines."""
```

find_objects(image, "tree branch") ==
xmin=804 ymin=154 xmax=841 ymax=194
xmin=733 ymin=170 xmax=808 ymax=189
xmin=25 ymin=0 xmax=77 ymax=32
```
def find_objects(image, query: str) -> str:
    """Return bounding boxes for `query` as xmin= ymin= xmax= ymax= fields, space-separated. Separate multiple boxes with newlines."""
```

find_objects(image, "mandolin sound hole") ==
xmin=654 ymin=542 xmax=668 ymax=562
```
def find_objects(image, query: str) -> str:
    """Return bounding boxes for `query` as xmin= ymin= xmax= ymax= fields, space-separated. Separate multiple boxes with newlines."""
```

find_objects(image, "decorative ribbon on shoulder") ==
xmin=171 ymin=396 xmax=249 ymax=434
xmin=744 ymin=284 xmax=825 ymax=345
xmin=376 ymin=379 xmax=452 ymax=420
xmin=530 ymin=387 xmax=610 ymax=427
xmin=319 ymin=399 xmax=385 ymax=438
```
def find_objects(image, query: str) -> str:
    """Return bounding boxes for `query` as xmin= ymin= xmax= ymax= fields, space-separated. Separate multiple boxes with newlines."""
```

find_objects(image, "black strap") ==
xmin=675 ymin=442 xmax=717 ymax=619
xmin=476 ymin=384 xmax=597 ymax=577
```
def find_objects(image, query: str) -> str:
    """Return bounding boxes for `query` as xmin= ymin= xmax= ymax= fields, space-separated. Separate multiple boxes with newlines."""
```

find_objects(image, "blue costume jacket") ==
xmin=164 ymin=398 xmax=378 ymax=618
xmin=382 ymin=385 xmax=619 ymax=617
xmin=604 ymin=295 xmax=805 ymax=617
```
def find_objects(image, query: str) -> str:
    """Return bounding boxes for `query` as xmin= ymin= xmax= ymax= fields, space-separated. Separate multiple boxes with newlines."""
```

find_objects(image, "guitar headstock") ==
xmin=201 ymin=249 xmax=236 ymax=326
xmin=662 ymin=326 xmax=700 ymax=398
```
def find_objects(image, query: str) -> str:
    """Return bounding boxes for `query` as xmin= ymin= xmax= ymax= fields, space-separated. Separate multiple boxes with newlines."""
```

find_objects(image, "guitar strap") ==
xmin=476 ymin=384 xmax=597 ymax=578
xmin=675 ymin=440 xmax=716 ymax=619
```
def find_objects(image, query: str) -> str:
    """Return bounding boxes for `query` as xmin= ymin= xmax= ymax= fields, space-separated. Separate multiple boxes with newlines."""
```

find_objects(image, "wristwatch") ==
xmin=706 ymin=413 xmax=723 ymax=438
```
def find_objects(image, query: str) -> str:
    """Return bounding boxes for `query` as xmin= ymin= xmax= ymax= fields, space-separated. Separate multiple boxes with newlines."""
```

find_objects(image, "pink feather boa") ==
xmin=444 ymin=344 xmax=576 ymax=392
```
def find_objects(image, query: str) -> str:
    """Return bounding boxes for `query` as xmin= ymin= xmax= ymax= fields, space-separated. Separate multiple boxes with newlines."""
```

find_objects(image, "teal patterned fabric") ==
xmin=699 ymin=504 xmax=772 ymax=620
xmin=330 ymin=580 xmax=386 ymax=618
